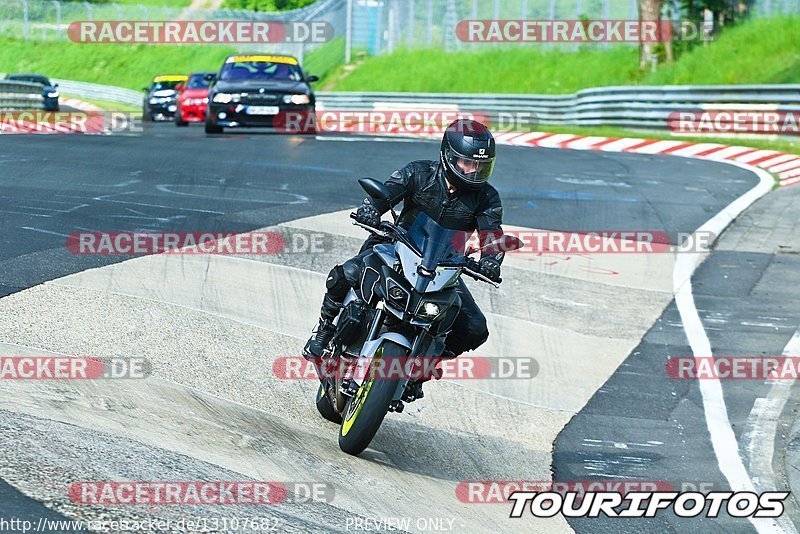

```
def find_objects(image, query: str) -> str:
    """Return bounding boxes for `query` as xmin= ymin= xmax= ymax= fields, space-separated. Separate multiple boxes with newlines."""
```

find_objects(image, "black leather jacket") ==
xmin=368 ymin=160 xmax=504 ymax=235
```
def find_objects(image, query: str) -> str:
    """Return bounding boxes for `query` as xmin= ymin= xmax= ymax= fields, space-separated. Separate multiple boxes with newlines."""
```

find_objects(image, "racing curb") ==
xmin=412 ymin=129 xmax=797 ymax=188
xmin=489 ymin=130 xmax=800 ymax=188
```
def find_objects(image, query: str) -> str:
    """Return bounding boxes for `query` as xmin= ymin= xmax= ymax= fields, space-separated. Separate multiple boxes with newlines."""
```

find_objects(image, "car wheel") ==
xmin=175 ymin=112 xmax=188 ymax=127
xmin=205 ymin=118 xmax=223 ymax=134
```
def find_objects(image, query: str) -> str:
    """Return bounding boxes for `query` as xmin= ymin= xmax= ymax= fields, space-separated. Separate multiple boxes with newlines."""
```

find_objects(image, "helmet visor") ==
xmin=444 ymin=145 xmax=495 ymax=185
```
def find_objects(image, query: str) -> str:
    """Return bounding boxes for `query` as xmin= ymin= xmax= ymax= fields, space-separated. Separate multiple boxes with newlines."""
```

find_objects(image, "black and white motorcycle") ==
xmin=313 ymin=178 xmax=522 ymax=456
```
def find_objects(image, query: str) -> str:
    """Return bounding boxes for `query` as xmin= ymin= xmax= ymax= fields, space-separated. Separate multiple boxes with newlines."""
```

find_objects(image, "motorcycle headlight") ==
xmin=417 ymin=302 xmax=440 ymax=320
xmin=284 ymin=94 xmax=310 ymax=105
xmin=213 ymin=93 xmax=232 ymax=103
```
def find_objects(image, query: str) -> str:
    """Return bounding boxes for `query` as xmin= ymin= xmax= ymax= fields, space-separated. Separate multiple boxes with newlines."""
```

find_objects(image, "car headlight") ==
xmin=213 ymin=93 xmax=232 ymax=104
xmin=417 ymin=302 xmax=440 ymax=320
xmin=283 ymin=94 xmax=310 ymax=105
xmin=148 ymin=97 xmax=159 ymax=104
xmin=46 ymin=91 xmax=59 ymax=98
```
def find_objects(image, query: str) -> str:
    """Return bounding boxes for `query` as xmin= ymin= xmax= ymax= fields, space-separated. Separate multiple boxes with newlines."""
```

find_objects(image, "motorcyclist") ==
xmin=302 ymin=119 xmax=505 ymax=392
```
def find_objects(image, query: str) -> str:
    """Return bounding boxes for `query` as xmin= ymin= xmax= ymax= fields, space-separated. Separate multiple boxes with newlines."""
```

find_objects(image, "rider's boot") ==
xmin=303 ymin=294 xmax=341 ymax=361
xmin=402 ymin=350 xmax=457 ymax=402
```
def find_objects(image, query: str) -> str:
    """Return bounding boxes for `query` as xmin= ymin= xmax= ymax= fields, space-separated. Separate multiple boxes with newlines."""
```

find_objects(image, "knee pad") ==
xmin=326 ymin=265 xmax=351 ymax=297
xmin=341 ymin=258 xmax=363 ymax=287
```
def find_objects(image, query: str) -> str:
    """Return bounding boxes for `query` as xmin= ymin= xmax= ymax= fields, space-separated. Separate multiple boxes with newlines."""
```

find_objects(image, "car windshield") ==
xmin=151 ymin=81 xmax=181 ymax=92
xmin=186 ymin=74 xmax=213 ymax=89
xmin=219 ymin=61 xmax=303 ymax=82
xmin=8 ymin=75 xmax=49 ymax=86
xmin=406 ymin=212 xmax=464 ymax=272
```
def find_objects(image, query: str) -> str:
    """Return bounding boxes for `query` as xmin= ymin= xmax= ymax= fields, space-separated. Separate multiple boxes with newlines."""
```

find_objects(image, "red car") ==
xmin=175 ymin=72 xmax=216 ymax=126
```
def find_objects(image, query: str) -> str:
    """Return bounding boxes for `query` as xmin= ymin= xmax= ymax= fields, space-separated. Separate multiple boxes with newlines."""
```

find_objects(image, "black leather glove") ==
xmin=355 ymin=202 xmax=381 ymax=228
xmin=464 ymin=257 xmax=481 ymax=274
xmin=479 ymin=256 xmax=502 ymax=282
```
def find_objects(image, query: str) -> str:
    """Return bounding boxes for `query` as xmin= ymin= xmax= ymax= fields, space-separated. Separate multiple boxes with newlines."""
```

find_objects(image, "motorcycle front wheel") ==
xmin=338 ymin=341 xmax=405 ymax=456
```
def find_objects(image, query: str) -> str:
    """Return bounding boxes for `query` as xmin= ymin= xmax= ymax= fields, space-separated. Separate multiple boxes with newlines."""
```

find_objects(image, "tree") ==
xmin=638 ymin=0 xmax=664 ymax=70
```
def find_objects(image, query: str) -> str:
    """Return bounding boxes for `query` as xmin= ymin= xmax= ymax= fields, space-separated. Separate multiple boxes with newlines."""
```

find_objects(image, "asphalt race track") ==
xmin=0 ymin=122 xmax=798 ymax=533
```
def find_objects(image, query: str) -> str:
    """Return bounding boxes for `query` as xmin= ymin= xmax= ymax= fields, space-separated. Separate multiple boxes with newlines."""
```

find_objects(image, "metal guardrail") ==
xmin=0 ymin=80 xmax=44 ymax=110
xmin=30 ymin=79 xmax=800 ymax=131
xmin=316 ymin=85 xmax=800 ymax=129
xmin=53 ymin=79 xmax=143 ymax=107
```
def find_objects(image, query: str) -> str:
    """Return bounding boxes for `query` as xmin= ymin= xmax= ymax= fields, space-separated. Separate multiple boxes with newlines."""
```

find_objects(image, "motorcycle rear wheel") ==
xmin=316 ymin=382 xmax=343 ymax=424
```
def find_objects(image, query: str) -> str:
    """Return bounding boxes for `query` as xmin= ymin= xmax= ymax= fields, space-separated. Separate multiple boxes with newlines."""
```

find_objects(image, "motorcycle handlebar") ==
xmin=350 ymin=212 xmax=501 ymax=287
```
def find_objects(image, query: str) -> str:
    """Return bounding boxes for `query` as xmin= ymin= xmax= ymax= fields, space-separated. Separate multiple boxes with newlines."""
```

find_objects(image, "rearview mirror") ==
xmin=307 ymin=75 xmax=319 ymax=83
xmin=484 ymin=234 xmax=524 ymax=254
xmin=358 ymin=178 xmax=391 ymax=201
xmin=466 ymin=234 xmax=525 ymax=255
xmin=175 ymin=83 xmax=184 ymax=92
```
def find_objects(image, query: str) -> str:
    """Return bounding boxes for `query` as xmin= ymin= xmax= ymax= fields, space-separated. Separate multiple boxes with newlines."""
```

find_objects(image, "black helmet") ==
xmin=440 ymin=119 xmax=496 ymax=191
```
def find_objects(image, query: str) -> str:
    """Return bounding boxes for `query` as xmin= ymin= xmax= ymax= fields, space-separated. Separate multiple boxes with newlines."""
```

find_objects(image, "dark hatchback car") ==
xmin=5 ymin=73 xmax=59 ymax=111
xmin=205 ymin=54 xmax=318 ymax=134
xmin=142 ymin=75 xmax=188 ymax=121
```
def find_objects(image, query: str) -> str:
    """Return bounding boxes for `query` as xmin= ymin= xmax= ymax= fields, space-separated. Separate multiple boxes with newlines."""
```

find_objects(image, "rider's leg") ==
xmin=445 ymin=282 xmax=489 ymax=356
xmin=303 ymin=255 xmax=365 ymax=360
xmin=406 ymin=282 xmax=488 ymax=400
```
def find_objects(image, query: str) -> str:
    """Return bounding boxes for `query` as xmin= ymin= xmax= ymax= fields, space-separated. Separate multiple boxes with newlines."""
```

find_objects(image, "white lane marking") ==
xmin=555 ymin=177 xmax=630 ymax=187
xmin=21 ymin=227 xmax=71 ymax=238
xmin=540 ymin=295 xmax=590 ymax=307
xmin=673 ymin=160 xmax=781 ymax=533
xmin=744 ymin=325 xmax=800 ymax=534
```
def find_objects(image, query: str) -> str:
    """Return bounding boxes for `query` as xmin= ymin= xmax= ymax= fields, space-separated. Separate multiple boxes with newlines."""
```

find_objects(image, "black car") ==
xmin=5 ymin=73 xmax=59 ymax=111
xmin=205 ymin=54 xmax=318 ymax=134
xmin=142 ymin=75 xmax=188 ymax=121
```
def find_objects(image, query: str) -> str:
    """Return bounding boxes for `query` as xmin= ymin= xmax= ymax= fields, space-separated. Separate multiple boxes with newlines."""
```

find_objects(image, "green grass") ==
xmin=302 ymin=37 xmax=345 ymax=84
xmin=0 ymin=39 xmax=236 ymax=89
xmin=97 ymin=0 xmax=190 ymax=6
xmin=331 ymin=17 xmax=800 ymax=93
xmin=0 ymin=39 xmax=335 ymax=90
